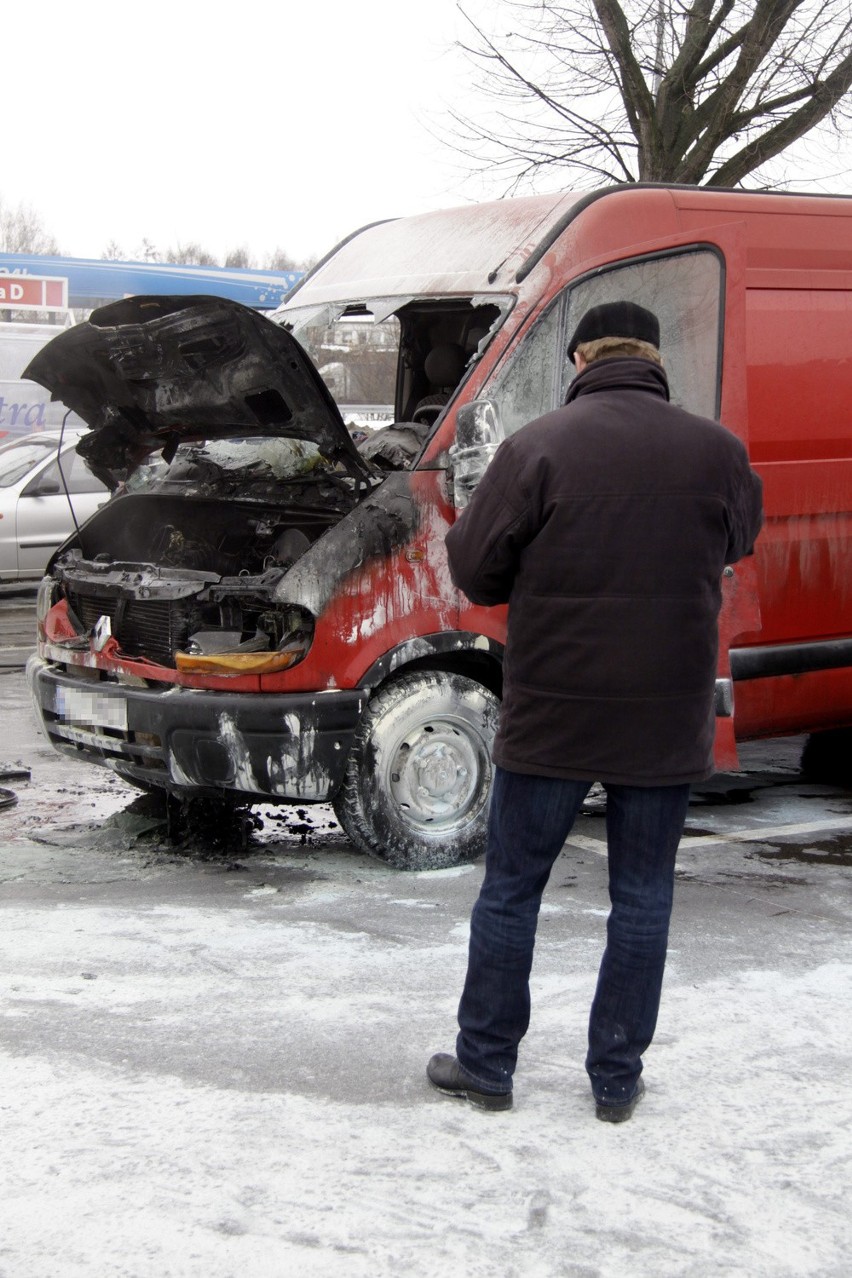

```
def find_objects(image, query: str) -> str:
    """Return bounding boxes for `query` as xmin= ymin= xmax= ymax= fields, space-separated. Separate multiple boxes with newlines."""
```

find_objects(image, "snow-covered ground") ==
xmin=1 ymin=667 xmax=851 ymax=1276
xmin=2 ymin=827 xmax=850 ymax=1275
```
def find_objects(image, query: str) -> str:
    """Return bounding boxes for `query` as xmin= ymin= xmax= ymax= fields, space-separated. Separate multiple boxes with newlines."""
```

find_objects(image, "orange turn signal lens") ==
xmin=175 ymin=650 xmax=303 ymax=675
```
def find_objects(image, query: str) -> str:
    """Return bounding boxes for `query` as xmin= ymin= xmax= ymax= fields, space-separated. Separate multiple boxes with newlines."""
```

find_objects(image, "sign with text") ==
xmin=0 ymin=273 xmax=68 ymax=311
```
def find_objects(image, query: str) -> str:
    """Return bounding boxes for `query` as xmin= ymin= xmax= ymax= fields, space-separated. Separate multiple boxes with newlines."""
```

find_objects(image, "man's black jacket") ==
xmin=445 ymin=357 xmax=764 ymax=785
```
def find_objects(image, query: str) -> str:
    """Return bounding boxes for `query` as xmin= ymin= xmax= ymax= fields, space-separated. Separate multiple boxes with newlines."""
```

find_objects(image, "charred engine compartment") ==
xmin=52 ymin=491 xmax=342 ymax=668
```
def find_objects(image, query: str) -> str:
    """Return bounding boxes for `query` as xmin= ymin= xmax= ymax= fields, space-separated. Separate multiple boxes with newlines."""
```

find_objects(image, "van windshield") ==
xmin=280 ymin=296 xmax=510 ymax=431
xmin=288 ymin=309 xmax=400 ymax=430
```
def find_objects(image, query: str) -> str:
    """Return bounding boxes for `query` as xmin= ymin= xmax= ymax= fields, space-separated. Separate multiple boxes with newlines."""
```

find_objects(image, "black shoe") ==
xmin=427 ymin=1053 xmax=513 ymax=1110
xmin=595 ymin=1076 xmax=645 ymax=1123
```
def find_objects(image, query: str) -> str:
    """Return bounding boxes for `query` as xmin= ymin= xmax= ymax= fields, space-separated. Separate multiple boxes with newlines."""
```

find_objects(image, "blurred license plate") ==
xmin=54 ymin=685 xmax=127 ymax=732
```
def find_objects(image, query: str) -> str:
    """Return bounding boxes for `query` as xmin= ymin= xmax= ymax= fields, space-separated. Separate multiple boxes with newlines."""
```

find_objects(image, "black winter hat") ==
xmin=567 ymin=300 xmax=660 ymax=362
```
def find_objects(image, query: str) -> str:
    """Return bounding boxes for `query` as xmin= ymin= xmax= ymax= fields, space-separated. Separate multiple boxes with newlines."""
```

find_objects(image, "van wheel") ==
xmin=333 ymin=670 xmax=499 ymax=870
xmin=800 ymin=729 xmax=852 ymax=788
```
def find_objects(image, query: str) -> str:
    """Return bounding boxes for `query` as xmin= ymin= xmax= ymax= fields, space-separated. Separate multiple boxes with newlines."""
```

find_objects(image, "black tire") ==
xmin=333 ymin=670 xmax=499 ymax=870
xmin=800 ymin=729 xmax=852 ymax=788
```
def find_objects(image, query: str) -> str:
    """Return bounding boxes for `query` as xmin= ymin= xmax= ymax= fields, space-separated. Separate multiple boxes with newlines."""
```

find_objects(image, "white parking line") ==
xmin=681 ymin=815 xmax=851 ymax=850
xmin=567 ymin=814 xmax=850 ymax=858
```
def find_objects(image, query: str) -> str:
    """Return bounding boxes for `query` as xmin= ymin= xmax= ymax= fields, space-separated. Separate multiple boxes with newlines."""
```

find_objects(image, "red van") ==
xmin=25 ymin=186 xmax=852 ymax=868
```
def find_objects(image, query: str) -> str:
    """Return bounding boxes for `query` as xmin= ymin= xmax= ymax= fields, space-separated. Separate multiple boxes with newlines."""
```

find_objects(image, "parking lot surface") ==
xmin=1 ymin=590 xmax=851 ymax=1277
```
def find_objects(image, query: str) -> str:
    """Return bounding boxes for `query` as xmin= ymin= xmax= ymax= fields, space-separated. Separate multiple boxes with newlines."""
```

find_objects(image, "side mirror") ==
xmin=450 ymin=399 xmax=505 ymax=509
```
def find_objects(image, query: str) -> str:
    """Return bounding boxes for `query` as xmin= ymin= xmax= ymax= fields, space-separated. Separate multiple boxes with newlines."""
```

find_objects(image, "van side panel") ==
xmin=448 ymin=190 xmax=852 ymax=747
xmin=746 ymin=281 xmax=852 ymax=643
xmin=733 ymin=274 xmax=852 ymax=736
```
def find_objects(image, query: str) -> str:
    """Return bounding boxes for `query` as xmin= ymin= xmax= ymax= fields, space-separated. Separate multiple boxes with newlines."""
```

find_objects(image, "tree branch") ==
xmin=708 ymin=46 xmax=852 ymax=185
xmin=449 ymin=0 xmax=852 ymax=193
xmin=679 ymin=0 xmax=806 ymax=179
xmin=593 ymin=0 xmax=657 ymax=154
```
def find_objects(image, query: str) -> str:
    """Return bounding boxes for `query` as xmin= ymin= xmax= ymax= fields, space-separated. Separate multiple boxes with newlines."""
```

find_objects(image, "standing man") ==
xmin=428 ymin=301 xmax=763 ymax=1120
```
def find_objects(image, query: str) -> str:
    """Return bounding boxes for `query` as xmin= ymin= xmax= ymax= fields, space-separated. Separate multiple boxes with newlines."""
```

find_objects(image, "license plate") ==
xmin=53 ymin=685 xmax=128 ymax=732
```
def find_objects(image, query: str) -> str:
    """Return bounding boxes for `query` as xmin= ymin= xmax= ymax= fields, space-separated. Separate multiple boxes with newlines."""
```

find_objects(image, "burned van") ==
xmin=26 ymin=186 xmax=852 ymax=869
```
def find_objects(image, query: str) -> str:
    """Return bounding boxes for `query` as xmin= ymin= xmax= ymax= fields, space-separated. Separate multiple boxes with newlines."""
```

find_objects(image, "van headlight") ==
xmin=174 ymin=604 xmax=314 ymax=675
xmin=36 ymin=577 xmax=60 ymax=629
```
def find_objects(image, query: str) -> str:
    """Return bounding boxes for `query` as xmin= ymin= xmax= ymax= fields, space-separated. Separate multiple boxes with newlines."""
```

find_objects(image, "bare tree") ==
xmin=162 ymin=241 xmax=219 ymax=266
xmin=0 ymin=198 xmax=60 ymax=254
xmin=265 ymin=247 xmax=300 ymax=271
xmin=264 ymin=248 xmax=317 ymax=272
xmin=135 ymin=238 xmax=160 ymax=263
xmin=224 ymin=246 xmax=252 ymax=269
xmin=94 ymin=241 xmax=312 ymax=271
xmin=453 ymin=1 xmax=852 ymax=189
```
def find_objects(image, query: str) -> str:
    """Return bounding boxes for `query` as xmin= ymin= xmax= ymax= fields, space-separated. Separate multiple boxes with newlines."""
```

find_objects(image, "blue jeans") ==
xmin=456 ymin=767 xmax=691 ymax=1101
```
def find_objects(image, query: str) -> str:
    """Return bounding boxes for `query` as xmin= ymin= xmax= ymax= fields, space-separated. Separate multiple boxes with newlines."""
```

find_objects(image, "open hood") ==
xmin=23 ymin=294 xmax=373 ymax=488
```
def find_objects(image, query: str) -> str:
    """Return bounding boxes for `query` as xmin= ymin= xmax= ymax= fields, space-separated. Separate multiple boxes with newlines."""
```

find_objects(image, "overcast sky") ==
xmin=4 ymin=0 xmax=493 ymax=265
xmin=7 ymin=2 xmax=850 ymax=269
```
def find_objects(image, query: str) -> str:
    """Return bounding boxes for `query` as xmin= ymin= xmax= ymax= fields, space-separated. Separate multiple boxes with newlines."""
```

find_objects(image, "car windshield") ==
xmin=0 ymin=438 xmax=56 ymax=487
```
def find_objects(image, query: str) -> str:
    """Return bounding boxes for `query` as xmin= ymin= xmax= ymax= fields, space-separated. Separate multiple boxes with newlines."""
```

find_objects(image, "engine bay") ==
xmin=49 ymin=486 xmax=343 ymax=668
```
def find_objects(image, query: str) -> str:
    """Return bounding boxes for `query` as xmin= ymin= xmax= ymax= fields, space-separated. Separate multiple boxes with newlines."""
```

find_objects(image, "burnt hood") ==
xmin=23 ymin=294 xmax=373 ymax=487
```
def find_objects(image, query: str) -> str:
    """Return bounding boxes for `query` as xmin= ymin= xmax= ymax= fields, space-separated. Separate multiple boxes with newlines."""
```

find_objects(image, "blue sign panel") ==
xmin=0 ymin=253 xmax=302 ymax=310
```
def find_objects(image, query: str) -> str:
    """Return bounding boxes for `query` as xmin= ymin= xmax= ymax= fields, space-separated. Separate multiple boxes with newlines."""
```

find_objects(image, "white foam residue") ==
xmin=217 ymin=712 xmax=260 ymax=793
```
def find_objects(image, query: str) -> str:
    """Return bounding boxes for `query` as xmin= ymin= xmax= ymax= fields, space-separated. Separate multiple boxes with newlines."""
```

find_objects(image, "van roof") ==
xmin=282 ymin=191 xmax=583 ymax=307
xmin=283 ymin=185 xmax=852 ymax=311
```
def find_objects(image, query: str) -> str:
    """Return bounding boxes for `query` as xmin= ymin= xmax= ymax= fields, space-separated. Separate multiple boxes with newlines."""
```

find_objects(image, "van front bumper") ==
xmin=27 ymin=656 xmax=365 ymax=802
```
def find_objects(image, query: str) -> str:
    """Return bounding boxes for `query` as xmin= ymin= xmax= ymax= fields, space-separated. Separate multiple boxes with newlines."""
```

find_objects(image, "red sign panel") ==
xmin=0 ymin=273 xmax=68 ymax=310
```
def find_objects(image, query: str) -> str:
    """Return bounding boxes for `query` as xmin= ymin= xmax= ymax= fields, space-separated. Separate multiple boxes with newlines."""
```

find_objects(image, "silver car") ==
xmin=0 ymin=432 xmax=109 ymax=582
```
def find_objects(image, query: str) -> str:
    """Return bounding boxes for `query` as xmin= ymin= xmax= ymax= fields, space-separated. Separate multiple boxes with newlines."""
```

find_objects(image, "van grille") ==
xmin=66 ymin=591 xmax=184 ymax=667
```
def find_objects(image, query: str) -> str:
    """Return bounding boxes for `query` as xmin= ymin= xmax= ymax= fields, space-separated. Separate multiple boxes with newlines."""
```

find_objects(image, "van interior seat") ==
xmin=412 ymin=342 xmax=467 ymax=424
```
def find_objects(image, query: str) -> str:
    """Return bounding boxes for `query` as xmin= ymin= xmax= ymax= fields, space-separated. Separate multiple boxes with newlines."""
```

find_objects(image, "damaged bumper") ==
xmin=27 ymin=656 xmax=365 ymax=802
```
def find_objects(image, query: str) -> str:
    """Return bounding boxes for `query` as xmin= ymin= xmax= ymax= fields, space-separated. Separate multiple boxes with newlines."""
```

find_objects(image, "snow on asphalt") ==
xmin=1 ymin=846 xmax=851 ymax=1278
